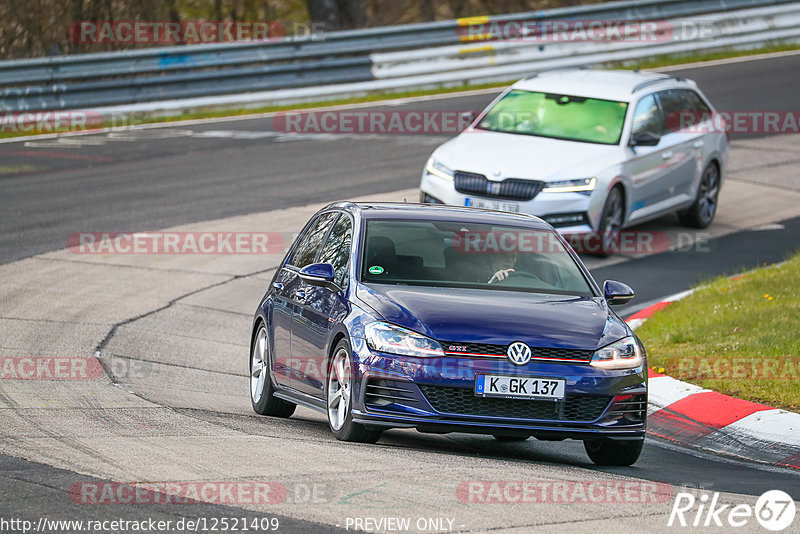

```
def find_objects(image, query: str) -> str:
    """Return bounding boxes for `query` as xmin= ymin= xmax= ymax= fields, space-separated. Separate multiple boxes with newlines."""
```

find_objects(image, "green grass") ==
xmin=3 ymin=43 xmax=799 ymax=140
xmin=638 ymin=252 xmax=800 ymax=411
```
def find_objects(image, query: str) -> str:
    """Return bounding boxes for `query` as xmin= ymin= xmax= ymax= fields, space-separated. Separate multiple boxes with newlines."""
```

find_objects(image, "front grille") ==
xmin=454 ymin=171 xmax=545 ymax=201
xmin=604 ymin=394 xmax=647 ymax=423
xmin=364 ymin=379 xmax=420 ymax=408
xmin=441 ymin=342 xmax=593 ymax=363
xmin=419 ymin=385 xmax=611 ymax=422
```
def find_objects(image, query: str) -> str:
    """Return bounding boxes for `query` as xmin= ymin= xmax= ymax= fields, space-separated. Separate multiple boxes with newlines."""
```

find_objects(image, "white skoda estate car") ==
xmin=420 ymin=68 xmax=728 ymax=253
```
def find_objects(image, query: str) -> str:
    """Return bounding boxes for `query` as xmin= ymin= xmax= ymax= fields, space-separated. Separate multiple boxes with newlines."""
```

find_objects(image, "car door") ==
xmin=291 ymin=212 xmax=353 ymax=398
xmin=680 ymin=89 xmax=716 ymax=197
xmin=653 ymin=89 xmax=702 ymax=204
xmin=272 ymin=211 xmax=338 ymax=391
xmin=625 ymin=93 xmax=672 ymax=221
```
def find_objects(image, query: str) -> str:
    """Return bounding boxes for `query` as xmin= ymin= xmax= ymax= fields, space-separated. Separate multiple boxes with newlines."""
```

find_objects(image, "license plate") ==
xmin=475 ymin=374 xmax=565 ymax=400
xmin=466 ymin=198 xmax=520 ymax=213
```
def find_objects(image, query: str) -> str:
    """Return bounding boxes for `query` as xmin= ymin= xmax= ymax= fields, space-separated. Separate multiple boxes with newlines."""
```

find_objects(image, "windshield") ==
xmin=361 ymin=219 xmax=594 ymax=296
xmin=476 ymin=89 xmax=628 ymax=145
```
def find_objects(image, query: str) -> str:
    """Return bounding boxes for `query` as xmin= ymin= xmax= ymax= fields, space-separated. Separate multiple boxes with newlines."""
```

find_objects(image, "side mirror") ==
xmin=630 ymin=131 xmax=660 ymax=147
xmin=604 ymin=280 xmax=635 ymax=306
xmin=299 ymin=262 xmax=336 ymax=287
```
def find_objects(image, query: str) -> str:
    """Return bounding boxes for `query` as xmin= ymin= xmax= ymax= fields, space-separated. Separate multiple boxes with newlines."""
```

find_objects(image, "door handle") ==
xmin=272 ymin=282 xmax=284 ymax=291
xmin=294 ymin=290 xmax=307 ymax=303
xmin=693 ymin=140 xmax=705 ymax=149
xmin=661 ymin=151 xmax=674 ymax=160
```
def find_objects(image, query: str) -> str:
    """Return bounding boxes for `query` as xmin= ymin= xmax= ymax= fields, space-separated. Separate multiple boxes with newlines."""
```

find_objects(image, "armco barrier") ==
xmin=0 ymin=0 xmax=797 ymax=113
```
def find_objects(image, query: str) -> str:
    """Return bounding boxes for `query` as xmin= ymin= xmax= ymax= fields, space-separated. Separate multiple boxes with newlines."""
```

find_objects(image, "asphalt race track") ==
xmin=1 ymin=53 xmax=799 ymax=532
xmin=3 ymin=52 xmax=800 ymax=265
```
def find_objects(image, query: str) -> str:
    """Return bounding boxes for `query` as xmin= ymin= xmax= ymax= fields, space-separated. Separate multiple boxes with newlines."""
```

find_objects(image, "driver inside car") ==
xmin=487 ymin=251 xmax=519 ymax=284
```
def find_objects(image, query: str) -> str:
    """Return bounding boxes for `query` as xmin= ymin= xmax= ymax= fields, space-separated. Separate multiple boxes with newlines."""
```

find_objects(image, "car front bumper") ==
xmin=349 ymin=337 xmax=647 ymax=440
xmin=420 ymin=172 xmax=604 ymax=233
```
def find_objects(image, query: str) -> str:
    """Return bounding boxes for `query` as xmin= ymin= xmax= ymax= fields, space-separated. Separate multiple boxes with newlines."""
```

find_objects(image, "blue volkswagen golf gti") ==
xmin=250 ymin=203 xmax=647 ymax=465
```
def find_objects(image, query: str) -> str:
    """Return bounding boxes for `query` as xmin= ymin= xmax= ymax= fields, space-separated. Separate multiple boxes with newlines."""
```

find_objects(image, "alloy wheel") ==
xmin=601 ymin=188 xmax=624 ymax=252
xmin=327 ymin=348 xmax=352 ymax=431
xmin=250 ymin=326 xmax=268 ymax=404
xmin=698 ymin=164 xmax=720 ymax=225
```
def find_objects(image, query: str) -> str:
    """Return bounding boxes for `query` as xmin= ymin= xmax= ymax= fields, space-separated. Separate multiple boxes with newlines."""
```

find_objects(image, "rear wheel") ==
xmin=326 ymin=340 xmax=382 ymax=443
xmin=250 ymin=324 xmax=296 ymax=417
xmin=679 ymin=162 xmax=720 ymax=228
xmin=594 ymin=186 xmax=624 ymax=257
xmin=583 ymin=439 xmax=643 ymax=466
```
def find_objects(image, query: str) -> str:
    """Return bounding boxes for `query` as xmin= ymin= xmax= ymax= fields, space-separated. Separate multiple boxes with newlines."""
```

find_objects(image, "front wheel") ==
xmin=326 ymin=340 xmax=382 ymax=443
xmin=593 ymin=186 xmax=625 ymax=258
xmin=250 ymin=324 xmax=296 ymax=417
xmin=583 ymin=438 xmax=643 ymax=466
xmin=679 ymin=163 xmax=720 ymax=228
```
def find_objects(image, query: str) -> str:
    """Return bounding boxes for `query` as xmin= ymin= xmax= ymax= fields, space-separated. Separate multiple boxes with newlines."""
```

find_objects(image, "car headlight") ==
xmin=425 ymin=157 xmax=454 ymax=181
xmin=542 ymin=177 xmax=596 ymax=194
xmin=365 ymin=322 xmax=445 ymax=358
xmin=590 ymin=336 xmax=643 ymax=370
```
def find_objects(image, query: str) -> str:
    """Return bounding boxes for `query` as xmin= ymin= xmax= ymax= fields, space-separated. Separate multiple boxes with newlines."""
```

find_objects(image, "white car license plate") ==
xmin=466 ymin=198 xmax=520 ymax=213
xmin=474 ymin=374 xmax=565 ymax=400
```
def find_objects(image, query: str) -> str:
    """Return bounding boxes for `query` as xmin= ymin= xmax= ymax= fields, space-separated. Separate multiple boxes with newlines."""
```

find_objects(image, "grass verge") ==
xmin=2 ymin=43 xmax=800 ymax=141
xmin=638 ymin=252 xmax=800 ymax=412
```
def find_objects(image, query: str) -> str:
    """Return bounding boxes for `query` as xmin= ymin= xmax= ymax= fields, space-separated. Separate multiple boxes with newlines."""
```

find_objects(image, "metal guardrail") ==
xmin=0 ymin=0 xmax=797 ymax=113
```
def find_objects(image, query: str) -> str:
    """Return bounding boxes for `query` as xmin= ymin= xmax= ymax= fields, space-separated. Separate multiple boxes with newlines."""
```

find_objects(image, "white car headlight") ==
xmin=542 ymin=177 xmax=596 ymax=194
xmin=365 ymin=322 xmax=445 ymax=358
xmin=425 ymin=157 xmax=454 ymax=181
xmin=590 ymin=336 xmax=643 ymax=370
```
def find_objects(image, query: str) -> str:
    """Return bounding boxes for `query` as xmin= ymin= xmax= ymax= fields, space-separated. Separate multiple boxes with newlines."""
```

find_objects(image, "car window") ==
xmin=287 ymin=212 xmax=338 ymax=268
xmin=657 ymin=90 xmax=693 ymax=133
xmin=361 ymin=219 xmax=593 ymax=297
xmin=683 ymin=90 xmax=712 ymax=125
xmin=318 ymin=213 xmax=352 ymax=288
xmin=477 ymin=89 xmax=628 ymax=145
xmin=631 ymin=94 xmax=664 ymax=138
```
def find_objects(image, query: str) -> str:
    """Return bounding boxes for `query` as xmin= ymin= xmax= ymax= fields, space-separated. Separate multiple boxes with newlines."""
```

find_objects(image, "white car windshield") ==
xmin=477 ymin=89 xmax=629 ymax=145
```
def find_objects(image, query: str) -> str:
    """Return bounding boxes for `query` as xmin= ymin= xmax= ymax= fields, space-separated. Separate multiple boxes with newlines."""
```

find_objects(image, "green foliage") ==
xmin=639 ymin=252 xmax=800 ymax=411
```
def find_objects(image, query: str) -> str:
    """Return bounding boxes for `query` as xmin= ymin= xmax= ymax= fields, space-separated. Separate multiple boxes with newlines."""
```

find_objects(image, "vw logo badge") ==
xmin=507 ymin=342 xmax=532 ymax=366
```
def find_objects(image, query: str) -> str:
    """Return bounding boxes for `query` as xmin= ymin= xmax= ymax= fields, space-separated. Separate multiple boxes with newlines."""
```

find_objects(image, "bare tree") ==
xmin=307 ymin=0 xmax=340 ymax=30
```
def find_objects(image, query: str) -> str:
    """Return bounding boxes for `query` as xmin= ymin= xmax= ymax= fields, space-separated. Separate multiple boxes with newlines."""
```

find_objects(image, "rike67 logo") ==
xmin=669 ymin=490 xmax=796 ymax=531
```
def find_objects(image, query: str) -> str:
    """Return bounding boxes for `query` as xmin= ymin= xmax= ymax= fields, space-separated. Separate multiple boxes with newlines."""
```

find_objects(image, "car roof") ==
xmin=511 ymin=68 xmax=694 ymax=102
xmin=326 ymin=202 xmax=553 ymax=229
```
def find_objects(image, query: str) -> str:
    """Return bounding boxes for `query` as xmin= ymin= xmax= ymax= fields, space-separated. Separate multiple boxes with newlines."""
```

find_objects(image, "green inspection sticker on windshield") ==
xmin=368 ymin=266 xmax=384 ymax=275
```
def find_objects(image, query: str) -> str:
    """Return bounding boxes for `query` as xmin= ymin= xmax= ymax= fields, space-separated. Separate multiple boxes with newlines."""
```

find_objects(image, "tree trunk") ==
xmin=337 ymin=0 xmax=364 ymax=29
xmin=421 ymin=0 xmax=435 ymax=21
xmin=307 ymin=0 xmax=341 ymax=31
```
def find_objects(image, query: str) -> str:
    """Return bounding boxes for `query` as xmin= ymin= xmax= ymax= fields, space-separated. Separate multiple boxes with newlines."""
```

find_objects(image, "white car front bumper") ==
xmin=420 ymin=172 xmax=604 ymax=233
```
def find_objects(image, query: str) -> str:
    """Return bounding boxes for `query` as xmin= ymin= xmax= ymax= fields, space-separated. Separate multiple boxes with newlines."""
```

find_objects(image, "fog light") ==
xmin=542 ymin=212 xmax=588 ymax=227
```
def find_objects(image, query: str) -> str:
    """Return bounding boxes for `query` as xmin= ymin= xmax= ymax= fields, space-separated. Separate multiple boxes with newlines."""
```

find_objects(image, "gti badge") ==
xmin=507 ymin=342 xmax=532 ymax=366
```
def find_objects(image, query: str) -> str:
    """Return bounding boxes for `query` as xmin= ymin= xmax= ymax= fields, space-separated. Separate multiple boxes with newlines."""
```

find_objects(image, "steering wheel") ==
xmin=492 ymin=271 xmax=545 ymax=285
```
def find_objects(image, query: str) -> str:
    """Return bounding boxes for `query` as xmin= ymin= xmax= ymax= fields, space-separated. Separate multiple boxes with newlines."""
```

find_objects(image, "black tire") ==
xmin=250 ymin=323 xmax=296 ymax=417
xmin=593 ymin=186 xmax=625 ymax=258
xmin=326 ymin=340 xmax=382 ymax=443
xmin=583 ymin=439 xmax=644 ymax=466
xmin=493 ymin=435 xmax=529 ymax=442
xmin=679 ymin=162 xmax=720 ymax=229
